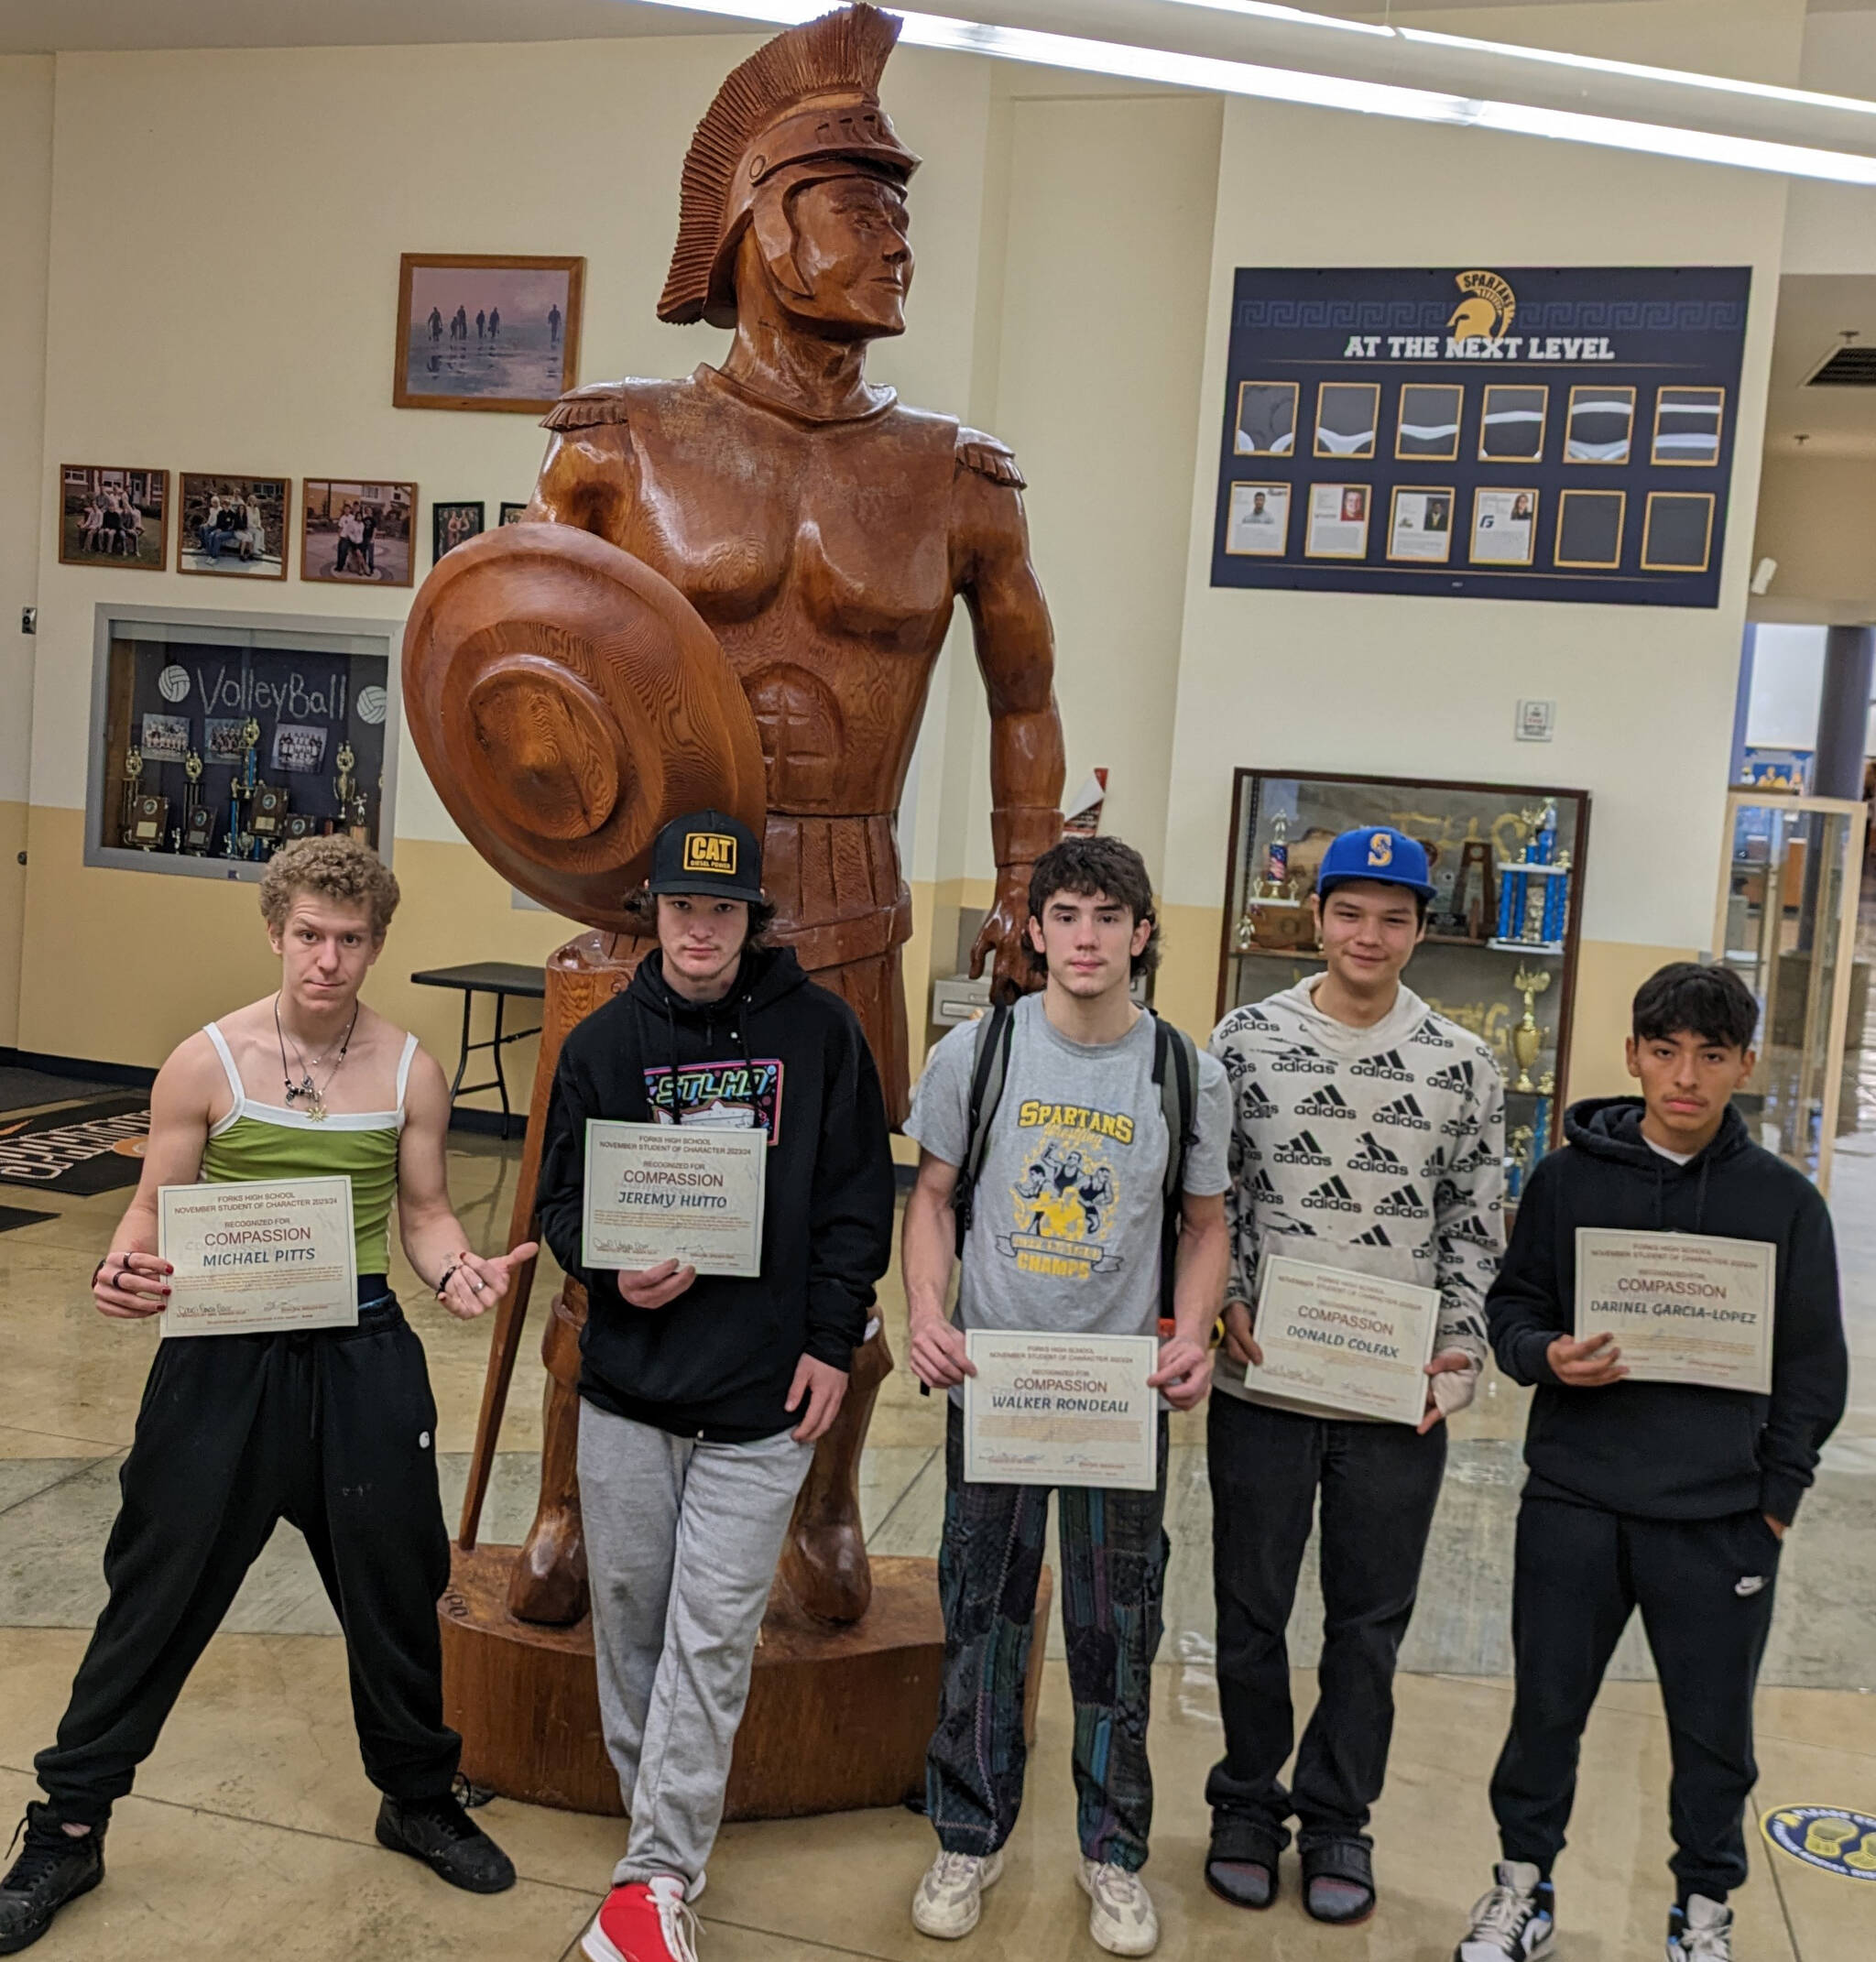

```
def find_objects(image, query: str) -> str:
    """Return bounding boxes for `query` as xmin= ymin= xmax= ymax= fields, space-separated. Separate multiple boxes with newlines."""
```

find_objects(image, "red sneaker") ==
xmin=583 ymin=1877 xmax=699 ymax=1962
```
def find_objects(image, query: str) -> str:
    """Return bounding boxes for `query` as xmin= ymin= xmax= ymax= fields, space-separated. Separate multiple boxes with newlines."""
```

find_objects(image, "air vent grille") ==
xmin=1805 ymin=345 xmax=1876 ymax=387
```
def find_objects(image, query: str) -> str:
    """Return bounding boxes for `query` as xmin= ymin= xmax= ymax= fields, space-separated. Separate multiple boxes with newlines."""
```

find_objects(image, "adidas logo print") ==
xmin=1272 ymin=1129 xmax=1333 ymax=1167
xmin=1409 ymin=1017 xmax=1456 ymax=1049
xmin=1302 ymin=1175 xmax=1361 ymax=1214
xmin=1239 ymin=1081 xmax=1279 ymax=1120
xmin=1373 ymin=1095 xmax=1431 ymax=1130
xmin=1355 ymin=1224 xmax=1393 ymax=1247
xmin=1270 ymin=1043 xmax=1337 ymax=1076
xmin=1349 ymin=1048 xmax=1416 ymax=1083
xmin=1375 ymin=1183 xmax=1430 ymax=1219
xmin=1250 ymin=1170 xmax=1282 ymax=1204
xmin=1293 ymin=1085 xmax=1357 ymax=1120
xmin=1419 ymin=1149 xmax=1447 ymax=1180
xmin=1347 ymin=1131 xmax=1406 ymax=1174
xmin=1448 ymin=1212 xmax=1497 ymax=1247
xmin=1426 ymin=1060 xmax=1477 ymax=1095
xmin=1442 ymin=1111 xmax=1483 ymax=1140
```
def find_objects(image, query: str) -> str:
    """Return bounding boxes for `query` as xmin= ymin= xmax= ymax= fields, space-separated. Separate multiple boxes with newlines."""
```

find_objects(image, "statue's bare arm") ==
xmin=527 ymin=422 xmax=636 ymax=535
xmin=954 ymin=454 xmax=1066 ymax=997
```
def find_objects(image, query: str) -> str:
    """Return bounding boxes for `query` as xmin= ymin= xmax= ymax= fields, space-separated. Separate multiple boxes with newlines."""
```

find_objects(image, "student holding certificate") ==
xmin=1 ymin=839 xmax=535 ymax=1956
xmin=1456 ymin=965 xmax=1846 ymax=1962
xmin=534 ymin=811 xmax=895 ymax=1962
xmin=900 ymin=836 xmax=1230 ymax=1957
xmin=1205 ymin=826 xmax=1505 ymax=1927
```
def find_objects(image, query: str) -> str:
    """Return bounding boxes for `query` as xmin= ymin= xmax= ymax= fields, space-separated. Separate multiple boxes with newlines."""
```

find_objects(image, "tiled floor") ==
xmin=1 ymin=1125 xmax=1871 ymax=1957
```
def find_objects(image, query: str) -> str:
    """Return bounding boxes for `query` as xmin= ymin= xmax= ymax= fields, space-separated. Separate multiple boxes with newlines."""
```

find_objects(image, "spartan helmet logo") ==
xmin=1448 ymin=269 xmax=1517 ymax=345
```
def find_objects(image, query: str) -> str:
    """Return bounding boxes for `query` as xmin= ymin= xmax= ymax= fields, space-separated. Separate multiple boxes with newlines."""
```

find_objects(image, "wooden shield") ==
xmin=402 ymin=523 xmax=766 ymax=933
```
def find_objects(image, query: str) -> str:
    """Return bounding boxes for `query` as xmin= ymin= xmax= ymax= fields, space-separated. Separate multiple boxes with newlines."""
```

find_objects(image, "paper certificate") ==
xmin=963 ymin=1331 xmax=1159 ymax=1490
xmin=583 ymin=1120 xmax=765 ymax=1278
xmin=1575 ymin=1229 xmax=1774 ymax=1394
xmin=158 ymin=1176 xmax=358 ymax=1337
xmin=1248 ymin=1256 xmax=1440 ymax=1425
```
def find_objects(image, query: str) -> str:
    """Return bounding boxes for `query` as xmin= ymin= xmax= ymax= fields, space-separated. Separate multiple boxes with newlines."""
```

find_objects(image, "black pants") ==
xmin=36 ymin=1299 xmax=459 ymax=1826
xmin=1490 ymin=1495 xmax=1780 ymax=1900
xmin=1205 ymin=1391 xmax=1446 ymax=1849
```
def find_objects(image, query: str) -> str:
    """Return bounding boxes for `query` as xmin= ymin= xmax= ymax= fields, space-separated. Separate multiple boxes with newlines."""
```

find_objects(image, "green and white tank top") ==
xmin=198 ymin=1020 xmax=417 ymax=1277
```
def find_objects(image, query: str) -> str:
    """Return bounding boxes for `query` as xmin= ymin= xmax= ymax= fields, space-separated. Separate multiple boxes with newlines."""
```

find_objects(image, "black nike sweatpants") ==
xmin=1490 ymin=1493 xmax=1782 ymax=1901
xmin=35 ymin=1297 xmax=460 ymax=1826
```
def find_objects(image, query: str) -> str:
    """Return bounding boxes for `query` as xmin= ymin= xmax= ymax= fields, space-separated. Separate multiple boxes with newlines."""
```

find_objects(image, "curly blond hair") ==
xmin=259 ymin=836 xmax=400 ymax=939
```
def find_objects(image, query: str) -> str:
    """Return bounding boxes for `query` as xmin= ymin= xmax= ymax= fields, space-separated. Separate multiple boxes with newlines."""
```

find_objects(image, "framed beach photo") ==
xmin=178 ymin=473 xmax=289 ymax=579
xmin=59 ymin=465 xmax=168 ymax=571
xmin=300 ymin=479 xmax=416 ymax=587
xmin=394 ymin=254 xmax=584 ymax=413
xmin=433 ymin=500 xmax=485 ymax=561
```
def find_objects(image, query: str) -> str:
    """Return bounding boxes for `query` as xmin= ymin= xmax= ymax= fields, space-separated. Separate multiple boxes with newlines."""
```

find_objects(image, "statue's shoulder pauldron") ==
xmin=955 ymin=428 xmax=1026 ymax=491
xmin=540 ymin=381 xmax=633 ymax=432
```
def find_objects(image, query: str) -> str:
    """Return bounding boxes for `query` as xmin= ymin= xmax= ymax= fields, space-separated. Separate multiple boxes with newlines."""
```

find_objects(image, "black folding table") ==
xmin=410 ymin=962 xmax=547 ymax=1137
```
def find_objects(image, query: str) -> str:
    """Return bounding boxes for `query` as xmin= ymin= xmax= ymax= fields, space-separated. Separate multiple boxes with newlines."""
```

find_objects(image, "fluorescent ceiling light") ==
xmin=621 ymin=0 xmax=1876 ymax=186
xmin=1148 ymin=0 xmax=1391 ymax=38
xmin=1397 ymin=26 xmax=1876 ymax=122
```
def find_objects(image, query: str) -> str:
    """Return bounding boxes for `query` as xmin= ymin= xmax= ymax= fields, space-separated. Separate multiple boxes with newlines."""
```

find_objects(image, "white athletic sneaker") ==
xmin=1077 ymin=1858 xmax=1159 ymax=1957
xmin=1455 ymin=1861 xmax=1556 ymax=1961
xmin=1666 ymin=1894 xmax=1733 ymax=1962
xmin=911 ymin=1848 xmax=1004 ymax=1939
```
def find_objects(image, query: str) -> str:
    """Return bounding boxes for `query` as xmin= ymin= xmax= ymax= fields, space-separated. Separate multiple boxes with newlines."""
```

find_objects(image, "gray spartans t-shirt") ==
xmin=907 ymin=997 xmax=1230 ymax=1390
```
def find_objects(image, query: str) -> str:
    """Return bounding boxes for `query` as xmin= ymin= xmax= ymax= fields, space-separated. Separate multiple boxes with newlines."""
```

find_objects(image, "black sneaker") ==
xmin=1456 ymin=1861 xmax=1555 ymax=1960
xmin=0 ymin=1805 xmax=104 ymax=1955
xmin=375 ymin=1793 xmax=516 ymax=1894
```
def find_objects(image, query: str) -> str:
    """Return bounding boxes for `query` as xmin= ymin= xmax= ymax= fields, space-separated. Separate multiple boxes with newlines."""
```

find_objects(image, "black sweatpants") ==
xmin=1490 ymin=1494 xmax=1781 ymax=1901
xmin=1205 ymin=1390 xmax=1446 ymax=1849
xmin=35 ymin=1298 xmax=459 ymax=1826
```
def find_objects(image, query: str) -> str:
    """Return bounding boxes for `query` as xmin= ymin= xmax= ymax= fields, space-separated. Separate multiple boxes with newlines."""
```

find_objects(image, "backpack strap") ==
xmin=1152 ymin=1016 xmax=1199 ymax=1317
xmin=953 ymin=1002 xmax=1016 ymax=1257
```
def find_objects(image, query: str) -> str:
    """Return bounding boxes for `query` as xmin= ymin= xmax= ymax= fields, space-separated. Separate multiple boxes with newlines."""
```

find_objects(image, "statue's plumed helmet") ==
xmin=660 ymin=3 xmax=921 ymax=329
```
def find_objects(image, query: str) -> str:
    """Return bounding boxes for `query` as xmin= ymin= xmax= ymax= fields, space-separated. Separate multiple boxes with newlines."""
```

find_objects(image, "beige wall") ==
xmin=2 ymin=3 xmax=1832 ymax=1119
xmin=0 ymin=56 xmax=54 ymax=1050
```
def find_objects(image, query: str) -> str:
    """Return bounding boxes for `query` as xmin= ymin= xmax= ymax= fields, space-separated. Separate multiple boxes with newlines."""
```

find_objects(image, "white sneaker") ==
xmin=911 ymin=1848 xmax=1004 ymax=1939
xmin=1666 ymin=1894 xmax=1733 ymax=1962
xmin=1077 ymin=1858 xmax=1159 ymax=1957
xmin=1455 ymin=1862 xmax=1555 ymax=1961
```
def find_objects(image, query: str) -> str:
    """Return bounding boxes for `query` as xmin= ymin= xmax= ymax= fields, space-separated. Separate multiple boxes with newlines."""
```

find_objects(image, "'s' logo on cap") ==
xmin=683 ymin=832 xmax=738 ymax=876
xmin=1367 ymin=832 xmax=1393 ymax=867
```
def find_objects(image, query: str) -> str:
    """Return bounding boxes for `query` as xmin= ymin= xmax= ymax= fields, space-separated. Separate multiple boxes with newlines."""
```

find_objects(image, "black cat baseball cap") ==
xmin=647 ymin=809 xmax=764 ymax=901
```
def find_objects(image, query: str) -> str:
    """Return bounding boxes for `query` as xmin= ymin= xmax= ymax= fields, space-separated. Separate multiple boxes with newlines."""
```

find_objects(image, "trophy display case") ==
xmin=1714 ymin=789 xmax=1867 ymax=1194
xmin=1216 ymin=768 xmax=1591 ymax=1194
xmin=84 ymin=604 xmax=399 ymax=883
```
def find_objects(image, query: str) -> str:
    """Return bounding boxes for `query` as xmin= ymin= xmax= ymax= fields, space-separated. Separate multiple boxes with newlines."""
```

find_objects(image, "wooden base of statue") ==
xmin=442 ymin=1544 xmax=1052 ymax=1818
xmin=449 ymin=931 xmax=919 ymax=1815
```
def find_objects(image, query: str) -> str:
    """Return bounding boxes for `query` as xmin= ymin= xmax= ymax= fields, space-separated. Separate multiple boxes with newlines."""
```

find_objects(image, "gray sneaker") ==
xmin=1666 ymin=1895 xmax=1733 ymax=1962
xmin=911 ymin=1848 xmax=1003 ymax=1939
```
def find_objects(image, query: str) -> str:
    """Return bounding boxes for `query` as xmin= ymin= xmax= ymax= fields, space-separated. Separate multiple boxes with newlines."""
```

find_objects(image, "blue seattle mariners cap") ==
xmin=1316 ymin=826 xmax=1435 ymax=902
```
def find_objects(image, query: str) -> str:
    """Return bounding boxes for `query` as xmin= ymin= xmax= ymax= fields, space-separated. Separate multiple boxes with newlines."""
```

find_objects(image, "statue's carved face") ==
xmin=769 ymin=174 xmax=912 ymax=340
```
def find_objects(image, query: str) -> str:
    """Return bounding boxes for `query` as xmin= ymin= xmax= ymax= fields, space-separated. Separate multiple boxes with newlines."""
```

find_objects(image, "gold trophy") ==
xmin=1510 ymin=965 xmax=1552 ymax=1093
xmin=119 ymin=745 xmax=144 ymax=846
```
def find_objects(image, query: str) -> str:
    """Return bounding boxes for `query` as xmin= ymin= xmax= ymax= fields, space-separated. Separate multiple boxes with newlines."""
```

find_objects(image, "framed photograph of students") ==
xmin=59 ymin=465 xmax=168 ymax=571
xmin=499 ymin=502 xmax=530 ymax=526
xmin=1314 ymin=381 xmax=1381 ymax=460
xmin=300 ymin=478 xmax=416 ymax=587
xmin=433 ymin=500 xmax=485 ymax=561
xmin=177 ymin=474 xmax=289 ymax=579
xmin=1234 ymin=381 xmax=1299 ymax=457
xmin=394 ymin=254 xmax=584 ymax=414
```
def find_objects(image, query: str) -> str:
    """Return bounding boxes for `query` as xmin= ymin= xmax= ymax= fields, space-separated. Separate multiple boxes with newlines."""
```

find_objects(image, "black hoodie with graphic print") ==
xmin=536 ymin=943 xmax=895 ymax=1441
xmin=1488 ymin=1095 xmax=1846 ymax=1524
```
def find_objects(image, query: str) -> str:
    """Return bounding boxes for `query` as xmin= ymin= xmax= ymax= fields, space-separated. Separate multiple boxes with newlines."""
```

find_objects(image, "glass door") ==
xmin=1714 ymin=790 xmax=1867 ymax=1193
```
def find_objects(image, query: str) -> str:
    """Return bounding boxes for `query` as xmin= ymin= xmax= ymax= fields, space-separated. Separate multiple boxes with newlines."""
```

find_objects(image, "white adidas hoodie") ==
xmin=1207 ymin=976 xmax=1506 ymax=1413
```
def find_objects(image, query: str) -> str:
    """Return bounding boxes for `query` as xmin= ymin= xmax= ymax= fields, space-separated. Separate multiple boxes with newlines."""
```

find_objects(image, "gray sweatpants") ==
xmin=577 ymin=1400 xmax=813 ymax=1892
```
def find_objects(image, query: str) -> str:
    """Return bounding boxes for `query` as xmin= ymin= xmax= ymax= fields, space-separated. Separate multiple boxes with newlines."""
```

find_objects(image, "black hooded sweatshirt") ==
xmin=536 ymin=943 xmax=895 ymax=1441
xmin=1488 ymin=1095 xmax=1846 ymax=1525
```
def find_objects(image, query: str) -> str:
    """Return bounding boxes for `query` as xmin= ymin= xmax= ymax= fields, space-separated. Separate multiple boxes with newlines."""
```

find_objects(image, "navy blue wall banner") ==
xmin=1210 ymin=266 xmax=1750 ymax=607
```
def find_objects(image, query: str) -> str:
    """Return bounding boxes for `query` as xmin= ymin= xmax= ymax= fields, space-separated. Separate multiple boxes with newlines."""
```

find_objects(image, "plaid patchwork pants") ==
xmin=924 ymin=1401 xmax=1170 ymax=1870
